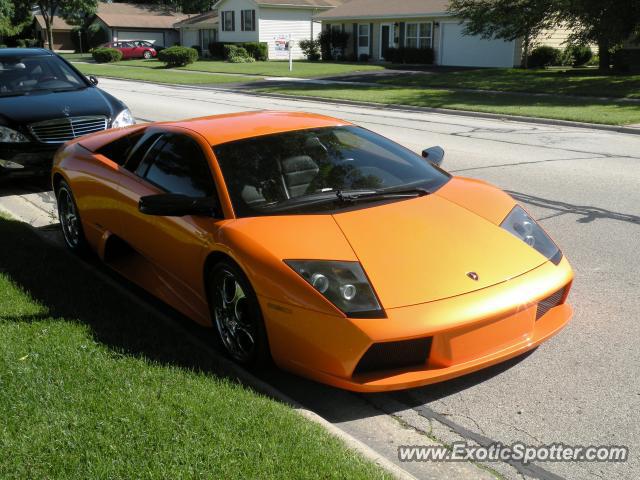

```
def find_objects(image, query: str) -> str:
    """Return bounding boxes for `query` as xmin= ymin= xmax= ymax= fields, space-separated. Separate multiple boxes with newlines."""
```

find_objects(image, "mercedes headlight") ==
xmin=0 ymin=126 xmax=28 ymax=143
xmin=111 ymin=108 xmax=135 ymax=128
xmin=285 ymin=260 xmax=384 ymax=317
xmin=501 ymin=205 xmax=562 ymax=264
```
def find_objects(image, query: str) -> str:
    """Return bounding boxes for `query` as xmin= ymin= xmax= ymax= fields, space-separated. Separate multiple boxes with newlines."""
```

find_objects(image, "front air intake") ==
xmin=536 ymin=287 xmax=566 ymax=320
xmin=353 ymin=337 xmax=432 ymax=376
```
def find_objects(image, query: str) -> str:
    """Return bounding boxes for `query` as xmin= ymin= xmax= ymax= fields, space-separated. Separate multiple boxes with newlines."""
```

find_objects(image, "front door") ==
xmin=380 ymin=24 xmax=392 ymax=60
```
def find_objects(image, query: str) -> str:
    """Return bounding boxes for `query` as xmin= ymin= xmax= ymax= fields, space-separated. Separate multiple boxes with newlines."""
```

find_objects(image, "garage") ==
xmin=115 ymin=30 xmax=166 ymax=45
xmin=439 ymin=22 xmax=516 ymax=68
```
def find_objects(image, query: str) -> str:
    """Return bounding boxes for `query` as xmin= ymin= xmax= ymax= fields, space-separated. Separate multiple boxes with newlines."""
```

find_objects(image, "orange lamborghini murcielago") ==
xmin=52 ymin=111 xmax=573 ymax=392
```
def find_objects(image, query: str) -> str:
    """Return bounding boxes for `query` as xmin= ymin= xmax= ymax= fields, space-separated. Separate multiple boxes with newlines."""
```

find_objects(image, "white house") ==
xmin=176 ymin=11 xmax=219 ymax=52
xmin=211 ymin=0 xmax=343 ymax=59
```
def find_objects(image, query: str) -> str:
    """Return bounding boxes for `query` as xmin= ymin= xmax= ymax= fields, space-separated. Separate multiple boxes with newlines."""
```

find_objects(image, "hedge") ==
xmin=92 ymin=47 xmax=123 ymax=63
xmin=613 ymin=48 xmax=640 ymax=72
xmin=208 ymin=42 xmax=268 ymax=61
xmin=385 ymin=47 xmax=434 ymax=65
xmin=158 ymin=46 xmax=199 ymax=67
xmin=528 ymin=46 xmax=562 ymax=68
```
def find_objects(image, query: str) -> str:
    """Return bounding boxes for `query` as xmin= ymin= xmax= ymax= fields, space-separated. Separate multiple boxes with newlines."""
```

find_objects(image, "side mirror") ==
xmin=422 ymin=146 xmax=445 ymax=167
xmin=139 ymin=194 xmax=218 ymax=217
xmin=88 ymin=75 xmax=99 ymax=86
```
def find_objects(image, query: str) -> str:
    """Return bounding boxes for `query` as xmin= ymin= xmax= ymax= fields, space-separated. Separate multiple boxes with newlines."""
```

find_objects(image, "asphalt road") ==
xmin=4 ymin=78 xmax=639 ymax=480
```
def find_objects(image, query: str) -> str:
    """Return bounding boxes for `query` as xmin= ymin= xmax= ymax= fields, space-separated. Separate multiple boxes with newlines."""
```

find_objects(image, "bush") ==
xmin=385 ymin=47 xmax=434 ymax=65
xmin=86 ymin=23 xmax=109 ymax=50
xmin=158 ymin=46 xmax=198 ymax=67
xmin=16 ymin=38 xmax=39 ymax=48
xmin=564 ymin=45 xmax=593 ymax=67
xmin=612 ymin=48 xmax=640 ymax=72
xmin=319 ymin=30 xmax=332 ymax=60
xmin=358 ymin=53 xmax=370 ymax=62
xmin=319 ymin=29 xmax=350 ymax=61
xmin=92 ymin=47 xmax=123 ymax=63
xmin=224 ymin=45 xmax=255 ymax=63
xmin=300 ymin=39 xmax=321 ymax=61
xmin=528 ymin=46 xmax=562 ymax=68
xmin=209 ymin=42 xmax=267 ymax=60
xmin=191 ymin=45 xmax=202 ymax=56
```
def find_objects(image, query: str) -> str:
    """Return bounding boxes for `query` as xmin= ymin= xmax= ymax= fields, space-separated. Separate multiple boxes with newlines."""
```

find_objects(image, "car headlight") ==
xmin=285 ymin=260 xmax=384 ymax=318
xmin=501 ymin=205 xmax=562 ymax=264
xmin=0 ymin=126 xmax=29 ymax=143
xmin=111 ymin=108 xmax=135 ymax=128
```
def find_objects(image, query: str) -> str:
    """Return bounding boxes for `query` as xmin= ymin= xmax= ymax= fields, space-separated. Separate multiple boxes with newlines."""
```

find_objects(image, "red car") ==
xmin=102 ymin=41 xmax=157 ymax=59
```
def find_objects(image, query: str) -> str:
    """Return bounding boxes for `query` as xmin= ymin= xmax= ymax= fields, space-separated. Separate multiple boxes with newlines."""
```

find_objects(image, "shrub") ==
xmin=191 ymin=45 xmax=202 ymax=56
xmin=86 ymin=23 xmax=109 ymax=50
xmin=319 ymin=29 xmax=350 ymax=61
xmin=612 ymin=48 xmax=640 ymax=72
xmin=92 ymin=47 xmax=123 ymax=63
xmin=358 ymin=53 xmax=370 ymax=62
xmin=16 ymin=38 xmax=39 ymax=48
xmin=224 ymin=45 xmax=254 ymax=63
xmin=528 ymin=46 xmax=562 ymax=68
xmin=385 ymin=47 xmax=434 ymax=65
xmin=300 ymin=39 xmax=321 ymax=61
xmin=564 ymin=45 xmax=593 ymax=67
xmin=158 ymin=46 xmax=198 ymax=67
xmin=209 ymin=42 xmax=267 ymax=60
xmin=319 ymin=30 xmax=332 ymax=60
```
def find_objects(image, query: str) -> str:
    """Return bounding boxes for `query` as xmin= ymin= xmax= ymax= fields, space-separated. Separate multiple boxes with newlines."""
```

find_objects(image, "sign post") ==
xmin=274 ymin=34 xmax=293 ymax=72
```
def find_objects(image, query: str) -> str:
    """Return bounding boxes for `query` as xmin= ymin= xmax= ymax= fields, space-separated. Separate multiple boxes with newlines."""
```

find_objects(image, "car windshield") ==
xmin=0 ymin=55 xmax=87 ymax=97
xmin=213 ymin=126 xmax=450 ymax=217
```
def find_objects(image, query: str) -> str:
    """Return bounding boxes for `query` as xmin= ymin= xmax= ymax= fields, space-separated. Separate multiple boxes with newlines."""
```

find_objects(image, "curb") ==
xmin=92 ymin=75 xmax=640 ymax=135
xmin=0 ymin=204 xmax=417 ymax=480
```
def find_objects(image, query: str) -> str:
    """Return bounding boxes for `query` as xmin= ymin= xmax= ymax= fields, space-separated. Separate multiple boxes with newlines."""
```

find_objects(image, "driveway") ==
xmin=2 ymin=78 xmax=639 ymax=480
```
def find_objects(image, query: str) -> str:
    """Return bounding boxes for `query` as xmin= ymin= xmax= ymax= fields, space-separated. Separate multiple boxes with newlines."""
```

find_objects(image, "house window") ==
xmin=241 ymin=10 xmax=255 ymax=32
xmin=405 ymin=22 xmax=433 ymax=49
xmin=331 ymin=24 xmax=342 ymax=34
xmin=358 ymin=24 xmax=369 ymax=48
xmin=222 ymin=11 xmax=235 ymax=32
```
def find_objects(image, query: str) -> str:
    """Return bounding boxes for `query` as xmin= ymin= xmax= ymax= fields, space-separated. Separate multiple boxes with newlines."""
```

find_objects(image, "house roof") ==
xmin=214 ymin=0 xmax=342 ymax=9
xmin=316 ymin=0 xmax=450 ymax=20
xmin=33 ymin=15 xmax=74 ymax=31
xmin=95 ymin=3 xmax=190 ymax=29
xmin=173 ymin=10 xmax=218 ymax=28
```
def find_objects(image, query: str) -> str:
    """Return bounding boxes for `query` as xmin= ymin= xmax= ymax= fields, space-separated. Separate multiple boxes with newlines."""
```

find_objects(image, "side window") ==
xmin=124 ymin=132 xmax=163 ymax=172
xmin=142 ymin=135 xmax=216 ymax=198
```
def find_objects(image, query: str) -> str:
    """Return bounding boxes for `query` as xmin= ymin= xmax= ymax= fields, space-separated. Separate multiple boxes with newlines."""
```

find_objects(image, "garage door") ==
xmin=115 ymin=30 xmax=165 ymax=46
xmin=440 ymin=22 xmax=515 ymax=68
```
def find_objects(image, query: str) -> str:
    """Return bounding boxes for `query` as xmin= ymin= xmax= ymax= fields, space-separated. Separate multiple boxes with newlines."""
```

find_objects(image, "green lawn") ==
xmin=79 ymin=57 xmax=386 ymax=78
xmin=0 ymin=214 xmax=388 ymax=480
xmin=74 ymin=62 xmax=258 ymax=85
xmin=258 ymin=83 xmax=640 ymax=125
xmin=377 ymin=67 xmax=640 ymax=99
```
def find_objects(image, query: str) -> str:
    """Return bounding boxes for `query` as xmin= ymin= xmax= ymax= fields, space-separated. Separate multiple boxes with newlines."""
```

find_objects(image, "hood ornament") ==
xmin=62 ymin=105 xmax=71 ymax=117
xmin=467 ymin=272 xmax=479 ymax=281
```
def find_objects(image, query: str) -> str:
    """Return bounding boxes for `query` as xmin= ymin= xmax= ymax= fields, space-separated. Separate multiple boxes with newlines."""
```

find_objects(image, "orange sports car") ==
xmin=52 ymin=111 xmax=573 ymax=392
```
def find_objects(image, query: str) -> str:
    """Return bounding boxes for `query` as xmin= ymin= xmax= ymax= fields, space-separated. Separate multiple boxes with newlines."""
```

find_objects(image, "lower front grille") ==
xmin=536 ymin=287 xmax=566 ymax=320
xmin=28 ymin=116 xmax=108 ymax=144
xmin=353 ymin=337 xmax=432 ymax=376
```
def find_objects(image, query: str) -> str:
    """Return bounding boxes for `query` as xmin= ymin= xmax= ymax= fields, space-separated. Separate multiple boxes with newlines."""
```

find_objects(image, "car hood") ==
xmin=332 ymin=194 xmax=547 ymax=309
xmin=0 ymin=87 xmax=122 ymax=125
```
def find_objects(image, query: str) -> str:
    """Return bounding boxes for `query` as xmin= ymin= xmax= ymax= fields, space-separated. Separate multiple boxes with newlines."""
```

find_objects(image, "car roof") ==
xmin=0 ymin=48 xmax=54 ymax=58
xmin=166 ymin=111 xmax=352 ymax=146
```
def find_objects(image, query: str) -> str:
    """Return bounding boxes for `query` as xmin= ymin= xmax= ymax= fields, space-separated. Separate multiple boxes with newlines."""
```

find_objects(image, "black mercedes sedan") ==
xmin=0 ymin=48 xmax=134 ymax=178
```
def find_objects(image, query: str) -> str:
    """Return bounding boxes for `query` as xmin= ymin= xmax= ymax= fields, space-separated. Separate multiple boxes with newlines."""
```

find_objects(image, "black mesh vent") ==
xmin=536 ymin=287 xmax=566 ymax=321
xmin=353 ymin=338 xmax=432 ymax=376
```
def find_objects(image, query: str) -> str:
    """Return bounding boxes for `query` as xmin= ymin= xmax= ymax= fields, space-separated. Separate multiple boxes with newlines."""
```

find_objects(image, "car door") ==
xmin=115 ymin=129 xmax=224 ymax=322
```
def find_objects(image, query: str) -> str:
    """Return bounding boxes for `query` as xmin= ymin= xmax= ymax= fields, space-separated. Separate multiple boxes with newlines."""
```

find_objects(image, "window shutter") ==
xmin=369 ymin=23 xmax=373 ymax=57
xmin=232 ymin=11 xmax=235 ymax=31
xmin=399 ymin=22 xmax=405 ymax=47
xmin=353 ymin=23 xmax=357 ymax=54
xmin=252 ymin=10 xmax=255 ymax=31
xmin=241 ymin=11 xmax=244 ymax=31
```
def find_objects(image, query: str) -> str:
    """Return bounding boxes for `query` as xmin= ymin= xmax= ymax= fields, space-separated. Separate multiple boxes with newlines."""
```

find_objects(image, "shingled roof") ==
xmin=316 ymin=0 xmax=450 ymax=20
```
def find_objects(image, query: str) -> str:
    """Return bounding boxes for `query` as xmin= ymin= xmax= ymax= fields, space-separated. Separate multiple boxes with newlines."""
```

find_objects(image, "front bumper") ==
xmin=0 ymin=142 xmax=59 ymax=177
xmin=262 ymin=256 xmax=574 ymax=392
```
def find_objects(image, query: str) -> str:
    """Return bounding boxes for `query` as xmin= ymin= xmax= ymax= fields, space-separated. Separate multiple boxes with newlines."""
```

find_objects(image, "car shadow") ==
xmin=0 ymin=176 xmax=51 ymax=197
xmin=0 ymin=216 xmax=535 ymax=423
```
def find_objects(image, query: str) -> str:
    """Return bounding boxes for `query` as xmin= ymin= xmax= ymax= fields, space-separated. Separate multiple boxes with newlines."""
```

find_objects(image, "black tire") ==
xmin=207 ymin=259 xmax=271 ymax=368
xmin=56 ymin=180 xmax=88 ymax=253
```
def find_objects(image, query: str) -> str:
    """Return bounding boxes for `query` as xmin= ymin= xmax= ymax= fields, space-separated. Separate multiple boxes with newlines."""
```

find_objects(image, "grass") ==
xmin=0 ymin=214 xmax=388 ymax=480
xmin=258 ymin=83 xmax=640 ymax=125
xmin=377 ymin=67 xmax=640 ymax=99
xmin=74 ymin=62 xmax=258 ymax=85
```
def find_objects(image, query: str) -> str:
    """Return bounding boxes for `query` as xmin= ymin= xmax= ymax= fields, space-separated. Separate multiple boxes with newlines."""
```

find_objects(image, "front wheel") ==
xmin=208 ymin=260 xmax=270 ymax=368
xmin=143 ymin=50 xmax=152 ymax=59
xmin=56 ymin=180 xmax=88 ymax=253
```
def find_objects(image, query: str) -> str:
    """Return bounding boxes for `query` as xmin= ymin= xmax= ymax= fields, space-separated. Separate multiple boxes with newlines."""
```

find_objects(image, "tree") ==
xmin=35 ymin=0 xmax=98 ymax=50
xmin=557 ymin=0 xmax=640 ymax=71
xmin=0 ymin=0 xmax=32 ymax=38
xmin=448 ymin=0 xmax=558 ymax=68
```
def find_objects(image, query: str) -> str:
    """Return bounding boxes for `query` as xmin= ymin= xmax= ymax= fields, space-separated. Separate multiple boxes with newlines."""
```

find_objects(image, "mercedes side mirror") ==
xmin=422 ymin=146 xmax=445 ymax=167
xmin=88 ymin=75 xmax=99 ymax=86
xmin=139 ymin=194 xmax=218 ymax=217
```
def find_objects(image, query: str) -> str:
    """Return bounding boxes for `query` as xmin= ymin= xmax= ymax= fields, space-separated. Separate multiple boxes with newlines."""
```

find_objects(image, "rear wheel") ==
xmin=56 ymin=180 xmax=88 ymax=253
xmin=208 ymin=260 xmax=270 ymax=368
xmin=143 ymin=50 xmax=152 ymax=59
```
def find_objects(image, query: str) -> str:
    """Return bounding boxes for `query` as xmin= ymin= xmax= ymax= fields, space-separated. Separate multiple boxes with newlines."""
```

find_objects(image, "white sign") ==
xmin=273 ymin=34 xmax=293 ymax=71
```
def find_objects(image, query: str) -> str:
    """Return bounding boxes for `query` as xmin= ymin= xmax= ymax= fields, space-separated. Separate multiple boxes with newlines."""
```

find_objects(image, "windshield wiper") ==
xmin=335 ymin=187 xmax=431 ymax=203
